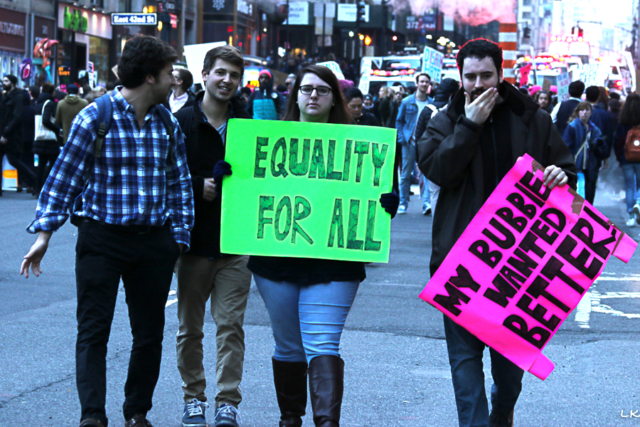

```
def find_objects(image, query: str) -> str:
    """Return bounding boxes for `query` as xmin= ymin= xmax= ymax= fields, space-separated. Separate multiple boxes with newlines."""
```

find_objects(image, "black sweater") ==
xmin=175 ymin=93 xmax=250 ymax=258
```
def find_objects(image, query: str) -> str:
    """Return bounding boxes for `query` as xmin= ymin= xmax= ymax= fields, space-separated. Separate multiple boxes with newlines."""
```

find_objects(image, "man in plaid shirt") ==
xmin=20 ymin=36 xmax=194 ymax=427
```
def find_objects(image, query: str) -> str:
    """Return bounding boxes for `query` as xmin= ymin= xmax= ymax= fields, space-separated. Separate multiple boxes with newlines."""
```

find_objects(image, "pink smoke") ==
xmin=402 ymin=0 xmax=516 ymax=26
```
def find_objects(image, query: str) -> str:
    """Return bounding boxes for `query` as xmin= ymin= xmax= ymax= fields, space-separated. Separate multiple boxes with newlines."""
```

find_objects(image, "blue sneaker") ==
xmin=182 ymin=398 xmax=208 ymax=427
xmin=214 ymin=404 xmax=241 ymax=427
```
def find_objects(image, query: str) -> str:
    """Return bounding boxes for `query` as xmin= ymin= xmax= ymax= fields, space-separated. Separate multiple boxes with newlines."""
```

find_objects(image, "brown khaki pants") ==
xmin=176 ymin=254 xmax=252 ymax=407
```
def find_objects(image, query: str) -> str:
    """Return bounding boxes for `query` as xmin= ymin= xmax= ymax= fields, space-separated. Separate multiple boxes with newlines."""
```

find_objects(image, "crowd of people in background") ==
xmin=3 ymin=52 xmax=639 ymax=230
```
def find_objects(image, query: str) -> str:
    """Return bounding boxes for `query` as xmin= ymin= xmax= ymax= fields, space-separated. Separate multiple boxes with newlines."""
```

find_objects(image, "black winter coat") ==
xmin=174 ymin=93 xmax=250 ymax=258
xmin=354 ymin=111 xmax=380 ymax=126
xmin=417 ymin=82 xmax=578 ymax=276
xmin=22 ymin=91 xmax=35 ymax=145
xmin=0 ymin=88 xmax=24 ymax=154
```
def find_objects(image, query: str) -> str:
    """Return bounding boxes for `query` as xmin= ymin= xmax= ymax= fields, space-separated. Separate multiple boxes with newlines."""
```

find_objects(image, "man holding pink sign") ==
xmin=417 ymin=38 xmax=578 ymax=427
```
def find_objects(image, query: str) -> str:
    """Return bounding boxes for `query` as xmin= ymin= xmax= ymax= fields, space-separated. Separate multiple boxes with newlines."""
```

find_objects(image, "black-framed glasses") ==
xmin=299 ymin=85 xmax=332 ymax=96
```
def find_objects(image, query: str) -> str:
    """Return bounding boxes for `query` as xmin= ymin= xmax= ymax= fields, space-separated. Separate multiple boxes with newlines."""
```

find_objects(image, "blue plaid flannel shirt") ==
xmin=27 ymin=90 xmax=195 ymax=248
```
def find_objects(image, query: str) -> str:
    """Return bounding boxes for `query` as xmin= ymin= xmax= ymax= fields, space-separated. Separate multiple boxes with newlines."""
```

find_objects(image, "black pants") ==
xmin=75 ymin=220 xmax=181 ymax=425
xmin=35 ymin=152 xmax=59 ymax=195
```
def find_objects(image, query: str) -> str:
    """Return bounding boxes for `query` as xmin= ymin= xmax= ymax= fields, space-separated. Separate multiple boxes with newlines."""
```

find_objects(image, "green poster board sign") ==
xmin=220 ymin=119 xmax=397 ymax=263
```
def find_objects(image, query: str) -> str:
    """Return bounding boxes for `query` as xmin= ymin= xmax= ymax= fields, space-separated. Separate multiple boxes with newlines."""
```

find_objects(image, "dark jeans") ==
xmin=35 ymin=152 xmax=58 ymax=194
xmin=0 ymin=148 xmax=37 ymax=189
xmin=75 ymin=219 xmax=181 ymax=425
xmin=20 ymin=140 xmax=35 ymax=174
xmin=443 ymin=316 xmax=524 ymax=427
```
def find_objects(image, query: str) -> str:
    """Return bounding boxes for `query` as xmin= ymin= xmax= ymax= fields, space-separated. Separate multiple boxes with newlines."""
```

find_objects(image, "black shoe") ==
xmin=489 ymin=409 xmax=514 ymax=427
xmin=80 ymin=419 xmax=106 ymax=427
xmin=273 ymin=358 xmax=308 ymax=427
xmin=125 ymin=414 xmax=153 ymax=427
xmin=309 ymin=355 xmax=344 ymax=427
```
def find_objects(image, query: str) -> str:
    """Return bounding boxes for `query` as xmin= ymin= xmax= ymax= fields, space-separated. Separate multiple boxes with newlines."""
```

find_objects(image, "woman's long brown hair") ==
xmin=283 ymin=65 xmax=352 ymax=124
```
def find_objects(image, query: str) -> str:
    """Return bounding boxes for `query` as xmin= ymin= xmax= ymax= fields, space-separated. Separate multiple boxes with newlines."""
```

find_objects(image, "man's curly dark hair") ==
xmin=117 ymin=35 xmax=178 ymax=89
xmin=456 ymin=38 xmax=503 ymax=77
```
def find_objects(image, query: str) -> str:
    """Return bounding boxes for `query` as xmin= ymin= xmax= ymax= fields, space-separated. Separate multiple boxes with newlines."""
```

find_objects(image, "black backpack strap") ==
xmin=156 ymin=104 xmax=178 ymax=165
xmin=93 ymin=95 xmax=112 ymax=160
xmin=156 ymin=104 xmax=176 ymax=145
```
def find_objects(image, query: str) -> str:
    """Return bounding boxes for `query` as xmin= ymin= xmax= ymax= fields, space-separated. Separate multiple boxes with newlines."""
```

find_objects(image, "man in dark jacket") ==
xmin=551 ymin=80 xmax=584 ymax=136
xmin=0 ymin=75 xmax=36 ymax=194
xmin=417 ymin=39 xmax=577 ymax=427
xmin=173 ymin=45 xmax=252 ymax=427
xmin=21 ymin=89 xmax=36 ymax=180
xmin=247 ymin=69 xmax=285 ymax=120
xmin=585 ymin=85 xmax=612 ymax=166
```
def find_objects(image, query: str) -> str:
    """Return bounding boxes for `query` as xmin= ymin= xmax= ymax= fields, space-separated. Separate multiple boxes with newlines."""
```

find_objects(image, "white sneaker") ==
xmin=633 ymin=204 xmax=640 ymax=225
xmin=422 ymin=203 xmax=432 ymax=215
xmin=627 ymin=214 xmax=637 ymax=227
xmin=215 ymin=404 xmax=241 ymax=427
xmin=397 ymin=205 xmax=407 ymax=214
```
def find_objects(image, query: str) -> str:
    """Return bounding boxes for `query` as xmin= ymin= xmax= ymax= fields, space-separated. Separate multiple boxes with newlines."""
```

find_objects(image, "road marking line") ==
xmin=364 ymin=282 xmax=424 ymax=288
xmin=166 ymin=299 xmax=178 ymax=308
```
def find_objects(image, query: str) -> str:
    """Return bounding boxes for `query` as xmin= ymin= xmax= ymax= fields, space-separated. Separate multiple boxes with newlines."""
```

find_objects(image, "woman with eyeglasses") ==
xmin=246 ymin=65 xmax=399 ymax=427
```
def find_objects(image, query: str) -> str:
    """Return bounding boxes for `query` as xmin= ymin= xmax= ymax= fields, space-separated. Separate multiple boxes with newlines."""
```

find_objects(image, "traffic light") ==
xmin=577 ymin=27 xmax=584 ymax=38
xmin=523 ymin=27 xmax=531 ymax=39
xmin=357 ymin=2 xmax=366 ymax=23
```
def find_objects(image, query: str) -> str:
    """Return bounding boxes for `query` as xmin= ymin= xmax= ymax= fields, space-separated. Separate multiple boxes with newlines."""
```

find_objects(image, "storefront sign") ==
xmin=170 ymin=13 xmax=178 ymax=29
xmin=63 ymin=7 xmax=88 ymax=32
xmin=111 ymin=13 xmax=158 ymax=25
xmin=58 ymin=4 xmax=112 ymax=39
xmin=419 ymin=155 xmax=637 ymax=380
xmin=0 ymin=21 xmax=25 ymax=37
xmin=337 ymin=4 xmax=368 ymax=23
xmin=34 ymin=16 xmax=56 ymax=41
xmin=284 ymin=2 xmax=309 ymax=26
xmin=0 ymin=7 xmax=27 ymax=51
xmin=220 ymin=119 xmax=397 ymax=263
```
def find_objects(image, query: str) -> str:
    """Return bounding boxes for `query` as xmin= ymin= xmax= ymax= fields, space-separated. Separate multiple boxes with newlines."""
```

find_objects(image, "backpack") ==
xmin=70 ymin=95 xmax=176 ymax=226
xmin=625 ymin=125 xmax=640 ymax=162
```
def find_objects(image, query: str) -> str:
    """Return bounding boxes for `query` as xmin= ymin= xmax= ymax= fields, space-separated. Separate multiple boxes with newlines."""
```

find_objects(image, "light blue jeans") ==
xmin=622 ymin=163 xmax=640 ymax=213
xmin=255 ymin=274 xmax=359 ymax=363
xmin=400 ymin=143 xmax=430 ymax=208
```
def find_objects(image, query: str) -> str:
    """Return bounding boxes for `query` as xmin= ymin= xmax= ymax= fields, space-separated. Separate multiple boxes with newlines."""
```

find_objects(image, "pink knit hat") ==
xmin=529 ymin=85 xmax=542 ymax=96
xmin=259 ymin=69 xmax=272 ymax=79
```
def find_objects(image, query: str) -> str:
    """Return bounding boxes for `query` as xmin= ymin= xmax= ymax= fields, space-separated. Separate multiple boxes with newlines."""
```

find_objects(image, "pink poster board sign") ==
xmin=419 ymin=155 xmax=637 ymax=380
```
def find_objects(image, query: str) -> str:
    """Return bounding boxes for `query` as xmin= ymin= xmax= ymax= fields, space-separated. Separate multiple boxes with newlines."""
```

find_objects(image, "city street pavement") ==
xmin=1 ymin=180 xmax=639 ymax=427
